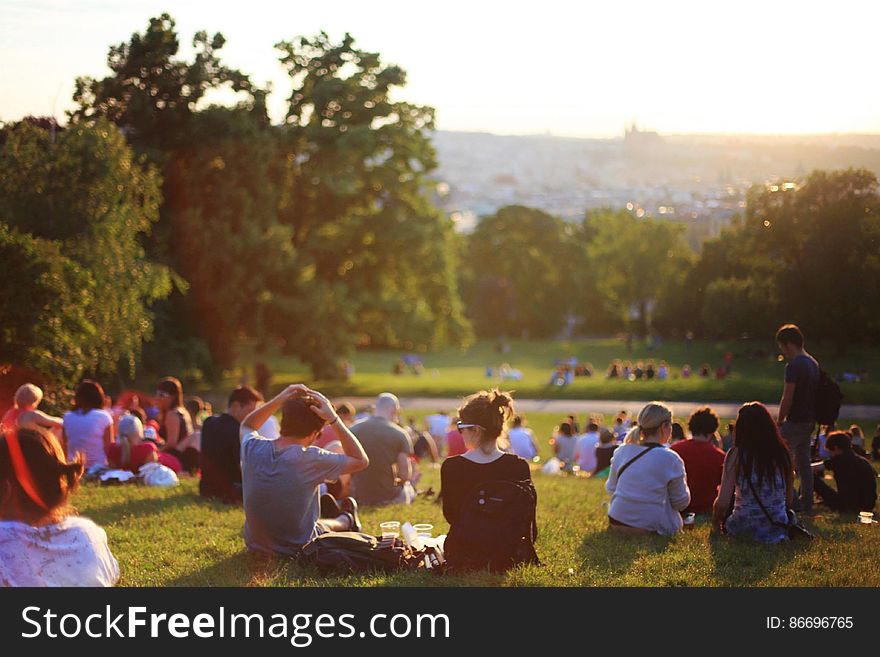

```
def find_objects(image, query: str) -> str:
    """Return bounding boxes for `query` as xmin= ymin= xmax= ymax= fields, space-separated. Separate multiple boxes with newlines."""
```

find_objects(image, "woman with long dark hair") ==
xmin=712 ymin=402 xmax=794 ymax=543
xmin=155 ymin=377 xmax=198 ymax=473
xmin=62 ymin=380 xmax=114 ymax=467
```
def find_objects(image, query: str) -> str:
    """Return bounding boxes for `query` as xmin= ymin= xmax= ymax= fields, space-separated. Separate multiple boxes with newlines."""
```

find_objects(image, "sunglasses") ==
xmin=456 ymin=422 xmax=484 ymax=432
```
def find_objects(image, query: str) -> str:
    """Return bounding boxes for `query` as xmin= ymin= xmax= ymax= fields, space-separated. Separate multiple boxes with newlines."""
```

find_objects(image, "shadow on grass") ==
xmin=708 ymin=529 xmax=812 ymax=586
xmin=577 ymin=528 xmax=673 ymax=582
xmin=167 ymin=548 xmax=510 ymax=587
xmin=82 ymin=487 xmax=206 ymax=526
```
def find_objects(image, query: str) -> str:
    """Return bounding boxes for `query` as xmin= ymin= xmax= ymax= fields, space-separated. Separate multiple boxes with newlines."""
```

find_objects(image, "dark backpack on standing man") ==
xmin=814 ymin=368 xmax=843 ymax=427
xmin=444 ymin=479 xmax=539 ymax=573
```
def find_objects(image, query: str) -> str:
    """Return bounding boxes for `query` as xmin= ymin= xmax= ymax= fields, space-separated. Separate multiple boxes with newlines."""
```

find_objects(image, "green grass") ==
xmin=216 ymin=338 xmax=880 ymax=406
xmin=72 ymin=412 xmax=880 ymax=587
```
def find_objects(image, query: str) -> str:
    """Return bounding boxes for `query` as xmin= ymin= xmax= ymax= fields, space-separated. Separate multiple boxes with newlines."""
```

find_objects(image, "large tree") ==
xmin=71 ymin=13 xmax=258 ymax=161
xmin=741 ymin=169 xmax=880 ymax=349
xmin=70 ymin=19 xmax=471 ymax=378
xmin=462 ymin=205 xmax=584 ymax=339
xmin=584 ymin=209 xmax=693 ymax=336
xmin=274 ymin=32 xmax=472 ymax=359
xmin=0 ymin=119 xmax=173 ymax=384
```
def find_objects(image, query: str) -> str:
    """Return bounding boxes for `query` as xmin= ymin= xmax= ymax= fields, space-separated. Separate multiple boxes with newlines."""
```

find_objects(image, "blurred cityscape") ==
xmin=432 ymin=128 xmax=880 ymax=247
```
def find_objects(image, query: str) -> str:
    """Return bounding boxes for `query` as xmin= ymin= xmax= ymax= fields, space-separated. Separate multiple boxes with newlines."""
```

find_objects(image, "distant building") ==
xmin=624 ymin=122 xmax=664 ymax=155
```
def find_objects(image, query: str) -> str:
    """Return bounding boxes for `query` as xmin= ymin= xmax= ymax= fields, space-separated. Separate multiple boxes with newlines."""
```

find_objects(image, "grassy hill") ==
xmin=74 ymin=408 xmax=880 ymax=587
xmin=214 ymin=338 xmax=879 ymax=406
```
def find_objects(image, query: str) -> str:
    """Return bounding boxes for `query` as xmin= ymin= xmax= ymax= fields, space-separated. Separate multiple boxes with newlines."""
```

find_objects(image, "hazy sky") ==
xmin=2 ymin=0 xmax=878 ymax=137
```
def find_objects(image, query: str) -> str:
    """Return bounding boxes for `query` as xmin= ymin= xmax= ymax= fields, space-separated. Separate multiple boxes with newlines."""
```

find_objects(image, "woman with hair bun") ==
xmin=441 ymin=389 xmax=531 ymax=523
xmin=605 ymin=401 xmax=691 ymax=536
xmin=0 ymin=427 xmax=119 ymax=586
xmin=441 ymin=389 xmax=537 ymax=571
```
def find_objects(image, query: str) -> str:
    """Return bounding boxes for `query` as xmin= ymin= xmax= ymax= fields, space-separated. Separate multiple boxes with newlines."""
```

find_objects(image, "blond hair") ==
xmin=624 ymin=402 xmax=673 ymax=444
xmin=14 ymin=384 xmax=42 ymax=409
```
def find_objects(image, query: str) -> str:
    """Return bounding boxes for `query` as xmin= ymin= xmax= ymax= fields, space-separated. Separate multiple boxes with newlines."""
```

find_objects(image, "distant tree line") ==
xmin=2 ymin=14 xmax=878 ymax=396
xmin=465 ymin=170 xmax=880 ymax=353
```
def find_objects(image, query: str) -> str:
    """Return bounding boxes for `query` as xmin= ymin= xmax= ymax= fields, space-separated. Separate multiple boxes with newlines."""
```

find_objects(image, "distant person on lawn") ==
xmin=240 ymin=385 xmax=368 ymax=556
xmin=63 ymin=380 xmax=114 ymax=468
xmin=508 ymin=415 xmax=539 ymax=460
xmin=775 ymin=324 xmax=820 ymax=514
xmin=424 ymin=410 xmax=451 ymax=455
xmin=351 ymin=393 xmax=415 ymax=505
xmin=0 ymin=427 xmax=119 ymax=586
xmin=606 ymin=402 xmax=690 ymax=536
xmin=813 ymin=431 xmax=877 ymax=513
xmin=315 ymin=402 xmax=357 ymax=498
xmin=199 ymin=385 xmax=263 ymax=504
xmin=671 ymin=406 xmax=725 ymax=514
xmin=575 ymin=421 xmax=601 ymax=474
xmin=713 ymin=402 xmax=793 ymax=544
xmin=155 ymin=377 xmax=199 ymax=474
xmin=2 ymin=384 xmax=62 ymax=435
xmin=106 ymin=414 xmax=158 ymax=473
xmin=551 ymin=420 xmax=578 ymax=470
xmin=593 ymin=428 xmax=618 ymax=477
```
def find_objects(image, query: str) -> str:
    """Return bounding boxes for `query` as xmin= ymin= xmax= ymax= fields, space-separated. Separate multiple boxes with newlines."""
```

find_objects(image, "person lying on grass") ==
xmin=240 ymin=385 xmax=370 ymax=557
xmin=0 ymin=427 xmax=119 ymax=586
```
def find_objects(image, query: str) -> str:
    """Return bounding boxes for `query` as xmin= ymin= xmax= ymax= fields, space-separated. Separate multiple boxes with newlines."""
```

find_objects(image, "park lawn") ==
xmin=73 ymin=449 xmax=880 ymax=588
xmin=221 ymin=338 xmax=880 ymax=406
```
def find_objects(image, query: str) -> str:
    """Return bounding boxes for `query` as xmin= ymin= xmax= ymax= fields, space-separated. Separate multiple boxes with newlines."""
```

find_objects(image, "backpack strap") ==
xmin=616 ymin=442 xmax=662 ymax=480
xmin=745 ymin=476 xmax=788 ymax=529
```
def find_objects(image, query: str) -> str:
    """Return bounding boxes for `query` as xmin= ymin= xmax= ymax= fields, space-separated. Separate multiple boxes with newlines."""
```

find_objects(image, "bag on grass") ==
xmin=301 ymin=532 xmax=424 ymax=574
xmin=139 ymin=462 xmax=179 ymax=488
xmin=444 ymin=479 xmax=539 ymax=573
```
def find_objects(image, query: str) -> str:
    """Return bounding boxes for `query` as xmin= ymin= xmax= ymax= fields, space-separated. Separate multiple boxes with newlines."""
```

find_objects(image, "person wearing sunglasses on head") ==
xmin=440 ymin=389 xmax=537 ymax=571
xmin=154 ymin=377 xmax=199 ymax=473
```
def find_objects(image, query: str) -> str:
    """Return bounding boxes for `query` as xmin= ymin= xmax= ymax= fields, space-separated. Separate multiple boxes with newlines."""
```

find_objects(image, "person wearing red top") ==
xmin=106 ymin=414 xmax=158 ymax=472
xmin=670 ymin=406 xmax=725 ymax=514
xmin=446 ymin=427 xmax=466 ymax=457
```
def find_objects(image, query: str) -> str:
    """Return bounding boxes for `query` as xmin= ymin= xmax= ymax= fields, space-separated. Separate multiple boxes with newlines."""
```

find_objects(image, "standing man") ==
xmin=775 ymin=324 xmax=820 ymax=515
xmin=351 ymin=393 xmax=415 ymax=505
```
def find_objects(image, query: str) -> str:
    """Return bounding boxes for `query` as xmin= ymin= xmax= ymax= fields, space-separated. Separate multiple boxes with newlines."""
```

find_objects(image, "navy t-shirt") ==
xmin=784 ymin=353 xmax=820 ymax=422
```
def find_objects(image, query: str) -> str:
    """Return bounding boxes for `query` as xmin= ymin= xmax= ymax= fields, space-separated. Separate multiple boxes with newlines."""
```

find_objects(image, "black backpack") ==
xmin=814 ymin=368 xmax=843 ymax=426
xmin=300 ymin=532 xmax=424 ymax=574
xmin=444 ymin=479 xmax=539 ymax=573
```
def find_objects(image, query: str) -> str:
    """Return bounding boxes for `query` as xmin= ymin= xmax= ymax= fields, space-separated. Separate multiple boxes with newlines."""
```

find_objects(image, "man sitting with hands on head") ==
xmin=240 ymin=384 xmax=370 ymax=557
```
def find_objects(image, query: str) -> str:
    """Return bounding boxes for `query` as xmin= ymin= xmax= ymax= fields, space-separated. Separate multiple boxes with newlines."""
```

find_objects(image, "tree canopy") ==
xmin=0 ymin=119 xmax=173 ymax=387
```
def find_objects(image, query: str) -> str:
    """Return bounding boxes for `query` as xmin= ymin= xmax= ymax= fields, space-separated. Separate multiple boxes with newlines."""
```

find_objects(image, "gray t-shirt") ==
xmin=351 ymin=417 xmax=413 ymax=505
xmin=240 ymin=428 xmax=347 ymax=555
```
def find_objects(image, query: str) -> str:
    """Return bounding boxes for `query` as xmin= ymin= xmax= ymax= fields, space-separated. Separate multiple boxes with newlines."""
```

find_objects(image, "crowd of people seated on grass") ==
xmin=605 ymin=358 xmax=732 ymax=381
xmin=0 ymin=325 xmax=877 ymax=586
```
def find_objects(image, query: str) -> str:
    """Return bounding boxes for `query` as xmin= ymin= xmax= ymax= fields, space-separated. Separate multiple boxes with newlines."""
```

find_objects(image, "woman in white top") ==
xmin=63 ymin=380 xmax=114 ymax=467
xmin=605 ymin=402 xmax=690 ymax=536
xmin=0 ymin=426 xmax=119 ymax=586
